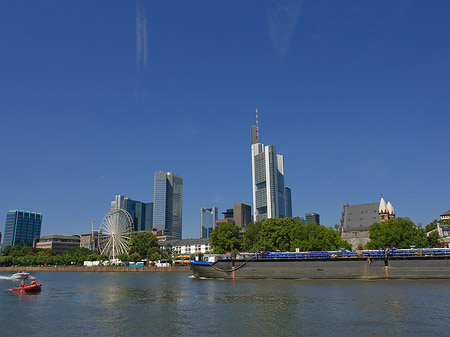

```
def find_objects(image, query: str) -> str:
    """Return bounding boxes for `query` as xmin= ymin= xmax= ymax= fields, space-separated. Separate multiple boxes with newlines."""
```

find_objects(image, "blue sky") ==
xmin=1 ymin=0 xmax=449 ymax=239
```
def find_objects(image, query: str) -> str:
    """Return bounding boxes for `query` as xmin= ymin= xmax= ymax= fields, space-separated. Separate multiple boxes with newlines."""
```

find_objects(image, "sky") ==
xmin=1 ymin=0 xmax=450 ymax=240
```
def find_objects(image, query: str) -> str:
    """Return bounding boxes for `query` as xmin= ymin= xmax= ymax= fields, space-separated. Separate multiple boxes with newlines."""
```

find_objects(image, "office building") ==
xmin=153 ymin=171 xmax=183 ymax=239
xmin=35 ymin=235 xmax=80 ymax=254
xmin=233 ymin=203 xmax=251 ymax=228
xmin=215 ymin=208 xmax=235 ymax=228
xmin=3 ymin=210 xmax=42 ymax=246
xmin=80 ymin=230 xmax=99 ymax=250
xmin=305 ymin=213 xmax=320 ymax=225
xmin=285 ymin=187 xmax=292 ymax=218
xmin=251 ymin=110 xmax=290 ymax=222
xmin=111 ymin=195 xmax=153 ymax=232
xmin=200 ymin=207 xmax=218 ymax=238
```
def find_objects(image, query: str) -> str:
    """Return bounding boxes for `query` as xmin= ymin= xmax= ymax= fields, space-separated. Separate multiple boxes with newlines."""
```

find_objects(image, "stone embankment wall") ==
xmin=0 ymin=266 xmax=191 ymax=273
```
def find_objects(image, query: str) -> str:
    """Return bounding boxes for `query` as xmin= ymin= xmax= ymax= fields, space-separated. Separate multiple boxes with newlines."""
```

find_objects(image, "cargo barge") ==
xmin=190 ymin=248 xmax=450 ymax=279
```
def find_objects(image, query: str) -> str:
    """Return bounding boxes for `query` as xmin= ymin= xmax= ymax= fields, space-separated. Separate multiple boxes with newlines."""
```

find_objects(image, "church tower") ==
xmin=378 ymin=196 xmax=389 ymax=221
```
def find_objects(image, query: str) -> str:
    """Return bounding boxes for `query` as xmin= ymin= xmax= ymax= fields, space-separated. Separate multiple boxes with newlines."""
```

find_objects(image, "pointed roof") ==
xmin=379 ymin=196 xmax=387 ymax=213
xmin=387 ymin=201 xmax=395 ymax=215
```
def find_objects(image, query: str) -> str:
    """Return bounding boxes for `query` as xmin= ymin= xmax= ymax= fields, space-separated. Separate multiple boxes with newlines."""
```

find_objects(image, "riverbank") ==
xmin=0 ymin=266 xmax=191 ymax=273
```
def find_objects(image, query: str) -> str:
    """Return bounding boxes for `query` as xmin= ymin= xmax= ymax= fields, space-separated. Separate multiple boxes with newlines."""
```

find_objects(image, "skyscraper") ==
xmin=285 ymin=187 xmax=292 ymax=218
xmin=251 ymin=110 xmax=289 ymax=222
xmin=153 ymin=171 xmax=183 ymax=239
xmin=200 ymin=207 xmax=218 ymax=238
xmin=3 ymin=210 xmax=42 ymax=246
xmin=305 ymin=213 xmax=320 ymax=225
xmin=233 ymin=203 xmax=252 ymax=228
xmin=110 ymin=195 xmax=153 ymax=232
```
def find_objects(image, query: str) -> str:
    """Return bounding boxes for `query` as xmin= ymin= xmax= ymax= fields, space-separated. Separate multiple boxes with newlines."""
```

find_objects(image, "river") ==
xmin=1 ymin=271 xmax=449 ymax=336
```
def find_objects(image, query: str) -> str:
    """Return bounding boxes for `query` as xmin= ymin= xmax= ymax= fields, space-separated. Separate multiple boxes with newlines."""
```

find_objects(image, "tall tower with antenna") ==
xmin=250 ymin=109 xmax=292 ymax=222
xmin=251 ymin=108 xmax=259 ymax=145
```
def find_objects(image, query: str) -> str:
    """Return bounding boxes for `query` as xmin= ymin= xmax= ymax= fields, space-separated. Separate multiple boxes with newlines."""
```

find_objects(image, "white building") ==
xmin=161 ymin=238 xmax=211 ymax=255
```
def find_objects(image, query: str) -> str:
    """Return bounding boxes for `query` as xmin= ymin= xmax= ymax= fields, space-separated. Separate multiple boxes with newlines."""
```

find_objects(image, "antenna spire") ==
xmin=256 ymin=108 xmax=259 ymax=142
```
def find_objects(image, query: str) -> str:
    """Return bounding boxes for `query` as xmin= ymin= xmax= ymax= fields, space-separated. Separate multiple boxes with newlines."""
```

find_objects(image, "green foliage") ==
xmin=211 ymin=218 xmax=351 ymax=253
xmin=289 ymin=221 xmax=352 ymax=251
xmin=242 ymin=218 xmax=351 ymax=252
xmin=0 ymin=244 xmax=104 ymax=266
xmin=130 ymin=232 xmax=159 ymax=259
xmin=210 ymin=222 xmax=241 ymax=253
xmin=427 ymin=230 xmax=444 ymax=248
xmin=150 ymin=252 xmax=162 ymax=261
xmin=117 ymin=253 xmax=130 ymax=262
xmin=160 ymin=244 xmax=174 ymax=262
xmin=129 ymin=252 xmax=142 ymax=262
xmin=99 ymin=254 xmax=109 ymax=261
xmin=366 ymin=218 xmax=429 ymax=249
xmin=241 ymin=221 xmax=261 ymax=252
xmin=425 ymin=220 xmax=439 ymax=233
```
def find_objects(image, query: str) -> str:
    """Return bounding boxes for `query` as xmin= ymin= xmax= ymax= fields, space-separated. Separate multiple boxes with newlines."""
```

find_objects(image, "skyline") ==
xmin=1 ymin=1 xmax=450 ymax=239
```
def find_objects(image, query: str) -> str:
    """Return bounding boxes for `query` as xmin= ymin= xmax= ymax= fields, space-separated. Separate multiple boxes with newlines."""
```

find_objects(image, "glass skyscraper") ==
xmin=200 ymin=207 xmax=218 ymax=238
xmin=111 ymin=195 xmax=153 ymax=232
xmin=3 ymin=210 xmax=42 ymax=246
xmin=251 ymin=118 xmax=292 ymax=222
xmin=153 ymin=171 xmax=183 ymax=239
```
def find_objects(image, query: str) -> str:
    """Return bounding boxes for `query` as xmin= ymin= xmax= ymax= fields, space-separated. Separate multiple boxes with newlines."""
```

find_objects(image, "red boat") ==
xmin=12 ymin=283 xmax=42 ymax=292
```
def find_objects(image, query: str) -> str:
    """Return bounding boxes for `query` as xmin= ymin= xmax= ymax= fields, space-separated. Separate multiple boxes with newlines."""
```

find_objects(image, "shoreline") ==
xmin=0 ymin=266 xmax=191 ymax=273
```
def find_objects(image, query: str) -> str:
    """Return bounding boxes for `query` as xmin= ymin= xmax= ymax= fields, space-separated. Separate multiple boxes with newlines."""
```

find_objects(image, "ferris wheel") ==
xmin=98 ymin=208 xmax=134 ymax=259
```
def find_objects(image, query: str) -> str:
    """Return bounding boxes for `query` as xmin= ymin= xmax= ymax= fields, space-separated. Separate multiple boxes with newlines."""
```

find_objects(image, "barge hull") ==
xmin=191 ymin=257 xmax=450 ymax=279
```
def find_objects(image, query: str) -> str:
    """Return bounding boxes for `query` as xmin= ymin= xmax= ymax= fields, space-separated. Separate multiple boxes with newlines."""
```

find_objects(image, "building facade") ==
xmin=440 ymin=210 xmax=450 ymax=222
xmin=3 ymin=210 xmax=42 ymax=246
xmin=285 ymin=187 xmax=292 ymax=218
xmin=233 ymin=203 xmax=252 ymax=228
xmin=200 ymin=207 xmax=218 ymax=238
xmin=251 ymin=113 xmax=291 ymax=222
xmin=111 ymin=195 xmax=153 ymax=232
xmin=305 ymin=213 xmax=320 ymax=225
xmin=35 ymin=235 xmax=80 ymax=254
xmin=153 ymin=171 xmax=183 ymax=239
xmin=80 ymin=230 xmax=99 ymax=250
xmin=161 ymin=238 xmax=211 ymax=255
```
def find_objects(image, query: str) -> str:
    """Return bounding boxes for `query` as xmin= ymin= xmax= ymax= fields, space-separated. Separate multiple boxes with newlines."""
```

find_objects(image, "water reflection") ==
xmin=1 ymin=272 xmax=450 ymax=336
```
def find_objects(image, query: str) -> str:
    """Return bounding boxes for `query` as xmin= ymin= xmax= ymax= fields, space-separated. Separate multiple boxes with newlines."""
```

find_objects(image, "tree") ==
xmin=150 ymin=252 xmax=162 ymax=261
xmin=117 ymin=253 xmax=130 ymax=262
xmin=289 ymin=221 xmax=351 ymax=251
xmin=366 ymin=218 xmax=428 ymax=249
xmin=254 ymin=218 xmax=292 ymax=252
xmin=130 ymin=232 xmax=159 ymax=259
xmin=242 ymin=221 xmax=262 ymax=252
xmin=99 ymin=254 xmax=109 ymax=261
xmin=427 ymin=231 xmax=444 ymax=248
xmin=210 ymin=222 xmax=241 ymax=253
xmin=425 ymin=219 xmax=439 ymax=233
xmin=161 ymin=244 xmax=174 ymax=262
xmin=129 ymin=252 xmax=142 ymax=262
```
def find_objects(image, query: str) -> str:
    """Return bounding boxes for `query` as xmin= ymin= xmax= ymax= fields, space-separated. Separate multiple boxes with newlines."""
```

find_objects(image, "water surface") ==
xmin=1 ymin=271 xmax=449 ymax=336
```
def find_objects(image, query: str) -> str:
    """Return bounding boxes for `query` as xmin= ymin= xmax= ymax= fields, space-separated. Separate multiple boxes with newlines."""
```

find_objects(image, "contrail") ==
xmin=268 ymin=0 xmax=302 ymax=57
xmin=136 ymin=1 xmax=148 ymax=68
xmin=136 ymin=4 xmax=142 ymax=66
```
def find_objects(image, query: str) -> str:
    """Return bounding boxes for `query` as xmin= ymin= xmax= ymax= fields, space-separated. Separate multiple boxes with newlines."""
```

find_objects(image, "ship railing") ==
xmin=250 ymin=248 xmax=450 ymax=260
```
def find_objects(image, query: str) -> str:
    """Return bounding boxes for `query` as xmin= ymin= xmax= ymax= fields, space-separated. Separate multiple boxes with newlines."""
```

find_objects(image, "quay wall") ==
xmin=0 ymin=266 xmax=191 ymax=273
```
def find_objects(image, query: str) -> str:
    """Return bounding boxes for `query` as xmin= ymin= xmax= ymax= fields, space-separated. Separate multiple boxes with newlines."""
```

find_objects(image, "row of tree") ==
xmin=366 ymin=218 xmax=445 ymax=249
xmin=118 ymin=232 xmax=174 ymax=262
xmin=209 ymin=217 xmax=446 ymax=254
xmin=210 ymin=218 xmax=352 ymax=253
xmin=0 ymin=246 xmax=109 ymax=266
xmin=0 ymin=232 xmax=172 ymax=266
